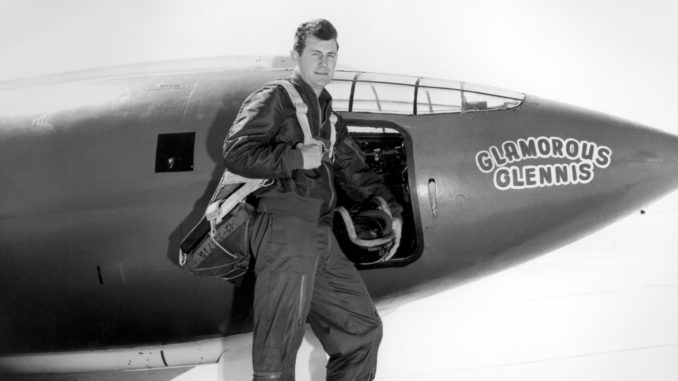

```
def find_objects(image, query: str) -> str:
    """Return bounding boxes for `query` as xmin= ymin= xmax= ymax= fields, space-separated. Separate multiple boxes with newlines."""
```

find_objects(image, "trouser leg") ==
xmin=307 ymin=231 xmax=383 ymax=381
xmin=249 ymin=213 xmax=320 ymax=381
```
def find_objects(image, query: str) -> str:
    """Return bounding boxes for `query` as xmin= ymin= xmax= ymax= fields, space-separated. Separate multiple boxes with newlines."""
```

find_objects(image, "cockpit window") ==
xmin=327 ymin=71 xmax=524 ymax=115
xmin=353 ymin=82 xmax=414 ymax=114
xmin=417 ymin=86 xmax=462 ymax=114
xmin=326 ymin=80 xmax=351 ymax=111
xmin=461 ymin=82 xmax=524 ymax=111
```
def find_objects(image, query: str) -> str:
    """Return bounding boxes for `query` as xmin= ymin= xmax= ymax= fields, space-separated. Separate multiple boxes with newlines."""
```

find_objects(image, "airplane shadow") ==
xmin=165 ymin=92 xmax=256 ymax=335
xmin=165 ymin=100 xmax=231 ymax=268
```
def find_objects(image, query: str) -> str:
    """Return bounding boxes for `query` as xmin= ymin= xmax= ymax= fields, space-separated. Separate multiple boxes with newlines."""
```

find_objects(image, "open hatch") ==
xmin=333 ymin=122 xmax=421 ymax=269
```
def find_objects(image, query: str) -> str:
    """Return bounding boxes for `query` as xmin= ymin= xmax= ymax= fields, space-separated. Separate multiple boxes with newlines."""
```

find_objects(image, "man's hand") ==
xmin=384 ymin=216 xmax=403 ymax=261
xmin=296 ymin=141 xmax=323 ymax=169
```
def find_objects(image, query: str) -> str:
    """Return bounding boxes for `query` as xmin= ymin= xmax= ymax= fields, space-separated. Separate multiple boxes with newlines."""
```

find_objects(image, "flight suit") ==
xmin=224 ymin=71 xmax=402 ymax=381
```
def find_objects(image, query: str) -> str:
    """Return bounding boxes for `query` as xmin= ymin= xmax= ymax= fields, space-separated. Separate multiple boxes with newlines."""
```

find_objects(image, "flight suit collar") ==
xmin=289 ymin=70 xmax=333 ymax=107
xmin=289 ymin=70 xmax=334 ymax=158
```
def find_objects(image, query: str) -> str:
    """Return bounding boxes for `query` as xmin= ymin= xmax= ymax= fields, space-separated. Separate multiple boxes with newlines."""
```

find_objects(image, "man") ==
xmin=223 ymin=19 xmax=402 ymax=381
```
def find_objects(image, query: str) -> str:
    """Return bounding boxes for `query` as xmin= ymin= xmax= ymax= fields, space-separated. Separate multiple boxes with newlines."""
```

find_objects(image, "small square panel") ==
xmin=155 ymin=132 xmax=195 ymax=172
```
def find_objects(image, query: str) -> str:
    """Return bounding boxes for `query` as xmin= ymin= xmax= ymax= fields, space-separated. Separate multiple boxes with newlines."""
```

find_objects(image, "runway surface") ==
xmin=373 ymin=191 xmax=678 ymax=381
xmin=170 ymin=191 xmax=678 ymax=381
xmin=6 ymin=192 xmax=677 ymax=381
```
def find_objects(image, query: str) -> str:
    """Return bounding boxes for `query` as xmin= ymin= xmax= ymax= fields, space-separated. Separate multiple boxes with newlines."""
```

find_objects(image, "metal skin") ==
xmin=2 ymin=58 xmax=678 ymax=374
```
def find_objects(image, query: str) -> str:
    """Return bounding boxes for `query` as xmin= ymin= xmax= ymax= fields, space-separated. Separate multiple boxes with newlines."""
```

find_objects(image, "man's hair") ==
xmin=293 ymin=19 xmax=338 ymax=55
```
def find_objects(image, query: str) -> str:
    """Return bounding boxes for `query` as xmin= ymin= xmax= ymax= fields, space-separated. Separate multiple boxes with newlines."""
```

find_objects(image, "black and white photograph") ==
xmin=1 ymin=1 xmax=677 ymax=380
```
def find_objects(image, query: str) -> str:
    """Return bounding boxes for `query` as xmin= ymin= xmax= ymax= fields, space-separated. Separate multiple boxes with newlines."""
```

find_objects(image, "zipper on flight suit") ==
xmin=316 ymin=96 xmax=337 ymax=210
xmin=298 ymin=273 xmax=306 ymax=326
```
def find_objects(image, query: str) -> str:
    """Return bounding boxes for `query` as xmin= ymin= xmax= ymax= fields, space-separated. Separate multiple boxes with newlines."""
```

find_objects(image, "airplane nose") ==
xmin=457 ymin=96 xmax=678 ymax=272
xmin=516 ymin=97 xmax=678 ymax=208
xmin=586 ymin=108 xmax=678 ymax=207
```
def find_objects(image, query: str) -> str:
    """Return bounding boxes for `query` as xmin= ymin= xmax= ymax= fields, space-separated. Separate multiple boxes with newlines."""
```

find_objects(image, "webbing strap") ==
xmin=206 ymin=80 xmax=338 ymax=226
xmin=329 ymin=113 xmax=337 ymax=159
xmin=270 ymin=80 xmax=314 ymax=145
xmin=270 ymin=79 xmax=337 ymax=158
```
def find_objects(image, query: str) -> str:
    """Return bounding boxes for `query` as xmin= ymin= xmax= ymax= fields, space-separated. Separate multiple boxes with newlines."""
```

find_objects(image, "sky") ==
xmin=1 ymin=0 xmax=677 ymax=133
xmin=2 ymin=1 xmax=678 ymax=379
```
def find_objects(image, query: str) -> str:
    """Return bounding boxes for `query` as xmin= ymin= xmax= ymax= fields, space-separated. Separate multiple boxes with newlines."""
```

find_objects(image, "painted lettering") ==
xmin=490 ymin=145 xmax=507 ymax=167
xmin=581 ymin=141 xmax=595 ymax=161
xmin=551 ymin=137 xmax=565 ymax=158
xmin=476 ymin=151 xmax=494 ymax=173
xmin=518 ymin=138 xmax=537 ymax=159
xmin=579 ymin=162 xmax=593 ymax=183
xmin=596 ymin=146 xmax=612 ymax=168
xmin=494 ymin=167 xmax=511 ymax=190
xmin=537 ymin=137 xmax=551 ymax=156
xmin=524 ymin=165 xmax=538 ymax=187
xmin=539 ymin=165 xmax=553 ymax=186
xmin=475 ymin=136 xmax=613 ymax=190
xmin=511 ymin=166 xmax=525 ymax=188
xmin=503 ymin=141 xmax=521 ymax=163
xmin=565 ymin=139 xmax=579 ymax=160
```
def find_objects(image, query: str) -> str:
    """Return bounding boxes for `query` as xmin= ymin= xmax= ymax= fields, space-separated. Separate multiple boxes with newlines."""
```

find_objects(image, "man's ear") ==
xmin=290 ymin=49 xmax=300 ymax=65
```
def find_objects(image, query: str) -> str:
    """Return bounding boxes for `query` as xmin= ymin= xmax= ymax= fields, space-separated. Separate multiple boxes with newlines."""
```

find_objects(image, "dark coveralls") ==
xmin=223 ymin=71 xmax=402 ymax=381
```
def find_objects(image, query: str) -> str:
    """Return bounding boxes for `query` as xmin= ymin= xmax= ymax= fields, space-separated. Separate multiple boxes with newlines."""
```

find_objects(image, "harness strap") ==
xmin=270 ymin=79 xmax=337 ymax=159
xmin=329 ymin=113 xmax=337 ymax=159
xmin=270 ymin=80 xmax=314 ymax=145
xmin=206 ymin=80 xmax=338 ymax=227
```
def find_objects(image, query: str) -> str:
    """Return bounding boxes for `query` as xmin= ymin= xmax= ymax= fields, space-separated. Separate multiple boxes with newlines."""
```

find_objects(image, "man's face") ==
xmin=292 ymin=36 xmax=338 ymax=96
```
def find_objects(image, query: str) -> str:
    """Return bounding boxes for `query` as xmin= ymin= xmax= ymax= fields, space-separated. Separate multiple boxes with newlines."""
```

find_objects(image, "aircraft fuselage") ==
xmin=2 ymin=63 xmax=678 ymax=367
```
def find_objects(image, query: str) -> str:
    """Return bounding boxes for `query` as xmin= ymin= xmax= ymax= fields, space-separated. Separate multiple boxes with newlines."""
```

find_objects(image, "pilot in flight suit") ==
xmin=223 ymin=19 xmax=402 ymax=381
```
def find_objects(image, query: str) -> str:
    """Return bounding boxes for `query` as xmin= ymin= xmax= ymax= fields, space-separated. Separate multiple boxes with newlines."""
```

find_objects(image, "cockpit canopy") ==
xmin=328 ymin=71 xmax=525 ymax=115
